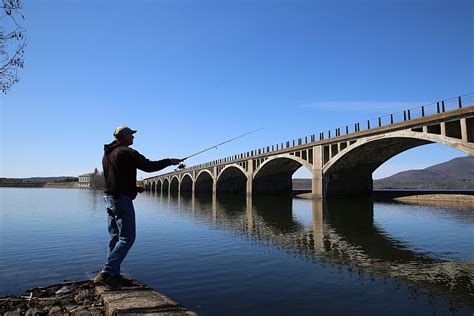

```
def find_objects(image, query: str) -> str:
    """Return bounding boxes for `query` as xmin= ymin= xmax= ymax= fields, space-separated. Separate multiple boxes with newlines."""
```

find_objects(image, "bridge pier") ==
xmin=312 ymin=171 xmax=324 ymax=199
xmin=312 ymin=146 xmax=324 ymax=199
xmin=212 ymin=166 xmax=217 ymax=194
xmin=461 ymin=118 xmax=468 ymax=142
xmin=246 ymin=159 xmax=253 ymax=195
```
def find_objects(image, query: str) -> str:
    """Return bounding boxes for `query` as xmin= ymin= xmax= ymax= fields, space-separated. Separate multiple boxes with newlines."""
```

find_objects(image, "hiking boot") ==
xmin=93 ymin=272 xmax=122 ymax=290
xmin=113 ymin=275 xmax=134 ymax=286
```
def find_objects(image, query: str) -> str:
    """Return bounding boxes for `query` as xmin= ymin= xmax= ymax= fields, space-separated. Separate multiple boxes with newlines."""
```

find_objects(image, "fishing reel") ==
xmin=174 ymin=163 xmax=186 ymax=171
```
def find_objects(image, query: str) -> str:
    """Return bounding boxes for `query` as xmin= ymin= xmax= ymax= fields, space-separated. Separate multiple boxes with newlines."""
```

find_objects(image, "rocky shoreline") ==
xmin=0 ymin=279 xmax=196 ymax=316
xmin=1 ymin=280 xmax=104 ymax=315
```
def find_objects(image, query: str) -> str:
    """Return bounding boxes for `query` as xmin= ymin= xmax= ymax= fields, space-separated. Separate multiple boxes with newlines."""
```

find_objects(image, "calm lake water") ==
xmin=0 ymin=188 xmax=473 ymax=315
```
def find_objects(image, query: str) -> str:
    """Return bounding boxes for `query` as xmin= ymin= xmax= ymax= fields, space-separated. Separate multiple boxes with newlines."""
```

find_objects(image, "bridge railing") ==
xmin=327 ymin=93 xmax=474 ymax=137
xmin=160 ymin=93 xmax=474 ymax=175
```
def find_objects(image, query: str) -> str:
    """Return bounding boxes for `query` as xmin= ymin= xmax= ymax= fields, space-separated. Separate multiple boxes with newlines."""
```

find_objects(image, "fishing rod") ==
xmin=176 ymin=128 xmax=263 ymax=170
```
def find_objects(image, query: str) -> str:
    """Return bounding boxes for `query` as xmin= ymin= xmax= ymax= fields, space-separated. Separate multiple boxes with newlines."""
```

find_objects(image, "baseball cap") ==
xmin=113 ymin=126 xmax=137 ymax=138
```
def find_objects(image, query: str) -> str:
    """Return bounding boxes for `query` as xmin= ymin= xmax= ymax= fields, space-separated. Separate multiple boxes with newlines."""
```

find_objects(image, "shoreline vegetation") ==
xmin=0 ymin=177 xmax=79 ymax=189
xmin=0 ymin=182 xmax=79 ymax=188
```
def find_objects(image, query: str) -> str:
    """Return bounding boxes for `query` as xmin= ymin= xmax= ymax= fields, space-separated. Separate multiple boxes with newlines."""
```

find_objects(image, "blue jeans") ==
xmin=102 ymin=195 xmax=136 ymax=276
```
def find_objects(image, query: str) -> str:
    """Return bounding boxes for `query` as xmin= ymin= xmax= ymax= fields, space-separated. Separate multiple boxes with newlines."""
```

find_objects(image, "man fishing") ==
xmin=94 ymin=126 xmax=181 ymax=289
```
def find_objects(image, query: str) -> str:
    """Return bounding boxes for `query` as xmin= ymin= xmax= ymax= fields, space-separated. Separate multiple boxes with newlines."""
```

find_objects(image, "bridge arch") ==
xmin=150 ymin=181 xmax=156 ymax=193
xmin=170 ymin=176 xmax=179 ymax=192
xmin=216 ymin=164 xmax=247 ymax=195
xmin=322 ymin=131 xmax=472 ymax=197
xmin=162 ymin=177 xmax=170 ymax=193
xmin=180 ymin=173 xmax=193 ymax=193
xmin=195 ymin=170 xmax=214 ymax=193
xmin=253 ymin=155 xmax=313 ymax=195
xmin=156 ymin=179 xmax=163 ymax=193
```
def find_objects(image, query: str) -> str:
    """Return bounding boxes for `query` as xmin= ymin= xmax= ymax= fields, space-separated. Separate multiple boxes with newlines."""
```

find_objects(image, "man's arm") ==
xmin=133 ymin=150 xmax=181 ymax=172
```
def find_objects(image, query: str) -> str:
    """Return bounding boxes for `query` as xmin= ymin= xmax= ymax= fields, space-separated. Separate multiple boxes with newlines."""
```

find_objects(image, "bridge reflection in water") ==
xmin=150 ymin=191 xmax=473 ymax=310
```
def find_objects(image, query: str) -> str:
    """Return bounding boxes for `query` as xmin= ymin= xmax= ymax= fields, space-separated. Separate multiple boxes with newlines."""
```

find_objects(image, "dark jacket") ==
xmin=103 ymin=140 xmax=172 ymax=199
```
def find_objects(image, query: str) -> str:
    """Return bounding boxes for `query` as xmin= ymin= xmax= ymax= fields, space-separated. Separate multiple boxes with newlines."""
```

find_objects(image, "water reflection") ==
xmin=320 ymin=200 xmax=473 ymax=308
xmin=150 ymin=192 xmax=473 ymax=309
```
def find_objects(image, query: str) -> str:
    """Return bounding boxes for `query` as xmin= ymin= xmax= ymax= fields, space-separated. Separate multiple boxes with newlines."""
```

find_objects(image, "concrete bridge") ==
xmin=144 ymin=94 xmax=474 ymax=198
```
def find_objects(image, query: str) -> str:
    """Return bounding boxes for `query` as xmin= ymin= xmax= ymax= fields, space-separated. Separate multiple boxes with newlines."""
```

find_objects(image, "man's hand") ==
xmin=169 ymin=158 xmax=182 ymax=165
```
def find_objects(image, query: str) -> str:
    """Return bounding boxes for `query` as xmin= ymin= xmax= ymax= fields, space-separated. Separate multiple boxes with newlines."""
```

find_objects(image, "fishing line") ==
xmin=177 ymin=128 xmax=263 ymax=169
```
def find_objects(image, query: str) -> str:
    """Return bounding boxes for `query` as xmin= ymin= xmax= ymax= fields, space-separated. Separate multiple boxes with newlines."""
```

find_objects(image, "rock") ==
xmin=88 ymin=307 xmax=104 ymax=316
xmin=26 ymin=307 xmax=44 ymax=315
xmin=70 ymin=306 xmax=92 ymax=316
xmin=48 ymin=306 xmax=62 ymax=315
xmin=74 ymin=289 xmax=89 ymax=304
xmin=4 ymin=311 xmax=24 ymax=316
xmin=55 ymin=286 xmax=73 ymax=294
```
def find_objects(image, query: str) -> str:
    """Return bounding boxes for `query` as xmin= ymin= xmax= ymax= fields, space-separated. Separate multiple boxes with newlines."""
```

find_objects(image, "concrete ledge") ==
xmin=96 ymin=281 xmax=196 ymax=316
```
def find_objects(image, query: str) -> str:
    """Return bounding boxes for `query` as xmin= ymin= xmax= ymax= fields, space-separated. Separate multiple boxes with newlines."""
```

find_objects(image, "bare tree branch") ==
xmin=0 ymin=0 xmax=26 ymax=94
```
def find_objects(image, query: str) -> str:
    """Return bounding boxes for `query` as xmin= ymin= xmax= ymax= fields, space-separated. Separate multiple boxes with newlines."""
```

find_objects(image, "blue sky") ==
xmin=1 ymin=0 xmax=472 ymax=179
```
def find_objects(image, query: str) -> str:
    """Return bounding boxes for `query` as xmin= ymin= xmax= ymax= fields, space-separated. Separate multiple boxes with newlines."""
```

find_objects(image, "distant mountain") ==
xmin=373 ymin=156 xmax=474 ymax=190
